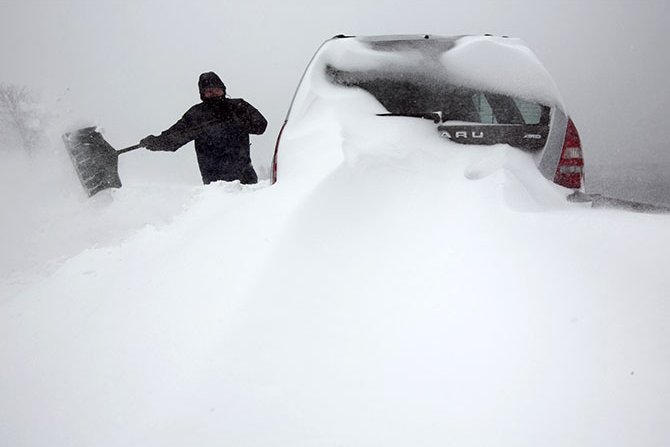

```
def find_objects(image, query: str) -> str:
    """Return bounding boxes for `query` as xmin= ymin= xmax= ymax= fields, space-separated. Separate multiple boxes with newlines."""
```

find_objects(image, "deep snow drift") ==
xmin=0 ymin=144 xmax=203 ymax=298
xmin=2 ymin=37 xmax=670 ymax=447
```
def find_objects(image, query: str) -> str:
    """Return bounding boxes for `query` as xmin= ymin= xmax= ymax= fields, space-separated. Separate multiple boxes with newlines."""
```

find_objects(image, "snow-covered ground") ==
xmin=2 ymin=36 xmax=670 ymax=447
xmin=2 ymin=125 xmax=670 ymax=446
xmin=586 ymin=162 xmax=670 ymax=208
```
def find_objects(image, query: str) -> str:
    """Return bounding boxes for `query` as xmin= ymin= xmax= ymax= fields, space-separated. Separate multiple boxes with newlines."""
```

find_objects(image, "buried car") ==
xmin=272 ymin=34 xmax=584 ymax=191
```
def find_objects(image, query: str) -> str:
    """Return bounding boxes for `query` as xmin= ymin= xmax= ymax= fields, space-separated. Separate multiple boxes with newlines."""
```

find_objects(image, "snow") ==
xmin=442 ymin=35 xmax=566 ymax=109
xmin=0 ymin=148 xmax=200 ymax=298
xmin=2 ymin=38 xmax=670 ymax=447
xmin=305 ymin=36 xmax=565 ymax=112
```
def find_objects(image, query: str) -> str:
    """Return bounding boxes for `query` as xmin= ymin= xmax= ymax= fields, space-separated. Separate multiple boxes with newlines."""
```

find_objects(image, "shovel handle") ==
xmin=117 ymin=144 xmax=143 ymax=155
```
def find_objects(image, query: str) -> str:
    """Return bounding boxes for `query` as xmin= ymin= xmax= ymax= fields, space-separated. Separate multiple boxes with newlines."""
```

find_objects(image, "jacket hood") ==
xmin=198 ymin=72 xmax=226 ymax=100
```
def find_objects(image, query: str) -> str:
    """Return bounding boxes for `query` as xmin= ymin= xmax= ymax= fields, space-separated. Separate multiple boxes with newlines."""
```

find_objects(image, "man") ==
xmin=141 ymin=72 xmax=267 ymax=184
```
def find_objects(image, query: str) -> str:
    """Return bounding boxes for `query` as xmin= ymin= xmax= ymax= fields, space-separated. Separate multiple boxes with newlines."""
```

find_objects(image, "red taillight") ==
xmin=554 ymin=117 xmax=584 ymax=189
xmin=272 ymin=121 xmax=288 ymax=184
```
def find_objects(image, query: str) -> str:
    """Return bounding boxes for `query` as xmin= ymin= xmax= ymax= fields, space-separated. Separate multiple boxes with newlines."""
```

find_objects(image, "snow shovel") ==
xmin=62 ymin=126 xmax=142 ymax=197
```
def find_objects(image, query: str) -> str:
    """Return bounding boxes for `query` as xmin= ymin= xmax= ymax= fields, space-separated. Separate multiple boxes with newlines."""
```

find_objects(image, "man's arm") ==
xmin=141 ymin=107 xmax=199 ymax=151
xmin=233 ymin=100 xmax=268 ymax=135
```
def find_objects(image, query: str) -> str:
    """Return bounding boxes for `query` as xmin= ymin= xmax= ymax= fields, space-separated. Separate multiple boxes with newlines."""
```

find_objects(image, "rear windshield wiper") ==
xmin=376 ymin=112 xmax=442 ymax=124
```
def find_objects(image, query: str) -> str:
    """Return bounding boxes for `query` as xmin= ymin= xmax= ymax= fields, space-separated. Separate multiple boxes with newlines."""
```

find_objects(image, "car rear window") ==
xmin=326 ymin=65 xmax=550 ymax=126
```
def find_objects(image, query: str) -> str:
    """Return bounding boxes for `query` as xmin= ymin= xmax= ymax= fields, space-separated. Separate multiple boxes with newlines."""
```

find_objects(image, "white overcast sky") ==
xmin=0 ymin=0 xmax=668 ymax=169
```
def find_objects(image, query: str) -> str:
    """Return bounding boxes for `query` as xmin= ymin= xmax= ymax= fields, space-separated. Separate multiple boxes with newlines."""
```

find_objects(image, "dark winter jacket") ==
xmin=147 ymin=96 xmax=267 ymax=184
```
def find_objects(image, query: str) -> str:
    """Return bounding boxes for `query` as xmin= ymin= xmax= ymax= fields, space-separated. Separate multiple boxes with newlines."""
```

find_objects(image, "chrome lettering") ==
xmin=440 ymin=130 xmax=492 ymax=139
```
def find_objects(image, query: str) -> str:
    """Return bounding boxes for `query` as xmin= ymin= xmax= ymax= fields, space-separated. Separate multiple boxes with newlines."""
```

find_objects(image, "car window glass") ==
xmin=325 ymin=65 xmax=549 ymax=126
xmin=513 ymin=98 xmax=543 ymax=125
xmin=471 ymin=93 xmax=497 ymax=124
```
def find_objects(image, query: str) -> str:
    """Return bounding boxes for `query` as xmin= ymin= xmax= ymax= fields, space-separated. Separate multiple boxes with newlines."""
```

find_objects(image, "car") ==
xmin=272 ymin=34 xmax=584 ymax=191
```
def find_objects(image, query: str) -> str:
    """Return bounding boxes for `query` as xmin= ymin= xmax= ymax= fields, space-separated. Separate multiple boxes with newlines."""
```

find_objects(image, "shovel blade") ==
xmin=63 ymin=127 xmax=122 ymax=196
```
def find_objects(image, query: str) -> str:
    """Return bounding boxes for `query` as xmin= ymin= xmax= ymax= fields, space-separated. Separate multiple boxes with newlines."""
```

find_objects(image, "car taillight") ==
xmin=272 ymin=121 xmax=288 ymax=184
xmin=554 ymin=117 xmax=584 ymax=189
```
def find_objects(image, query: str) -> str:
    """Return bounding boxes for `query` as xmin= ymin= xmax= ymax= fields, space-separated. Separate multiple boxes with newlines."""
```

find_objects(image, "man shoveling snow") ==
xmin=141 ymin=72 xmax=267 ymax=184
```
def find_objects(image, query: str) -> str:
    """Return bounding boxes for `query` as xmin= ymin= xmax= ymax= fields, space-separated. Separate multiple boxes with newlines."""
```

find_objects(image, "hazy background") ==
xmin=0 ymin=0 xmax=668 ymax=196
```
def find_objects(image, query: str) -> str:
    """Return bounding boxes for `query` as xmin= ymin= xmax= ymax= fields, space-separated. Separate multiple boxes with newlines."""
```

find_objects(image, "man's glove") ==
xmin=140 ymin=135 xmax=161 ymax=151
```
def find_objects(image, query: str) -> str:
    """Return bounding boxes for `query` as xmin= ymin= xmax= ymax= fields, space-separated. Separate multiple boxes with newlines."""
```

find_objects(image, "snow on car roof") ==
xmin=442 ymin=35 xmax=566 ymax=111
xmin=305 ymin=34 xmax=565 ymax=112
